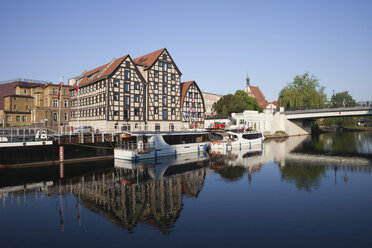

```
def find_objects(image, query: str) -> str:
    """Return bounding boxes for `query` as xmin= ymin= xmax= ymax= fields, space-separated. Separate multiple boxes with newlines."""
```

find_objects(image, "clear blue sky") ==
xmin=0 ymin=0 xmax=371 ymax=101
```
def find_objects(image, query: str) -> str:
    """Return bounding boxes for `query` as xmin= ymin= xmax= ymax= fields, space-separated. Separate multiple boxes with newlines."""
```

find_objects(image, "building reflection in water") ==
xmin=47 ymin=153 xmax=210 ymax=234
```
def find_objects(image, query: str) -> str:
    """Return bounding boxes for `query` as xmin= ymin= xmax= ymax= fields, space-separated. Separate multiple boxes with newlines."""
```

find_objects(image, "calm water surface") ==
xmin=1 ymin=132 xmax=372 ymax=248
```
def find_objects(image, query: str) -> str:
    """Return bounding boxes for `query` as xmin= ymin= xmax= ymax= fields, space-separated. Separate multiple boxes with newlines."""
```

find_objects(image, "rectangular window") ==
xmin=163 ymin=63 xmax=167 ymax=71
xmin=189 ymin=92 xmax=192 ymax=98
xmin=168 ymin=63 xmax=171 ymax=69
xmin=22 ymin=116 xmax=27 ymax=122
xmin=114 ymin=80 xmax=119 ymax=87
xmin=53 ymin=88 xmax=58 ymax=94
xmin=158 ymin=61 xmax=163 ymax=67
xmin=126 ymin=61 xmax=130 ymax=67
xmin=154 ymin=95 xmax=158 ymax=101
xmin=162 ymin=109 xmax=168 ymax=120
xmin=186 ymin=102 xmax=189 ymax=107
xmin=53 ymin=100 xmax=58 ymax=107
xmin=163 ymin=74 xmax=167 ymax=83
xmin=154 ymin=107 xmax=158 ymax=114
xmin=134 ymin=95 xmax=139 ymax=102
xmin=154 ymin=82 xmax=158 ymax=89
xmin=124 ymin=83 xmax=130 ymax=92
xmin=195 ymin=93 xmax=198 ymax=99
xmin=114 ymin=111 xmax=119 ymax=116
xmin=171 ymin=84 xmax=175 ymax=91
xmin=134 ymin=83 xmax=140 ymax=90
xmin=171 ymin=108 xmax=175 ymax=115
xmin=124 ymin=109 xmax=129 ymax=120
xmin=171 ymin=96 xmax=175 ymax=103
xmin=163 ymin=96 xmax=167 ymax=106
xmin=134 ymin=108 xmax=139 ymax=116
xmin=7 ymin=116 xmax=12 ymax=122
xmin=14 ymin=105 xmax=17 ymax=110
xmin=16 ymin=116 xmax=20 ymax=122
xmin=114 ymin=93 xmax=119 ymax=101
xmin=154 ymin=71 xmax=159 ymax=78
xmin=171 ymin=74 xmax=175 ymax=80
xmin=124 ymin=96 xmax=129 ymax=105
xmin=163 ymin=85 xmax=167 ymax=94
xmin=125 ymin=70 xmax=130 ymax=79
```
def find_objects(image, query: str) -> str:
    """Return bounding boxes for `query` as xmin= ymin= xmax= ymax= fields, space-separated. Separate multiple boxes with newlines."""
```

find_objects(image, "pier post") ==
xmin=92 ymin=132 xmax=94 ymax=143
xmin=59 ymin=146 xmax=64 ymax=162
xmin=111 ymin=132 xmax=114 ymax=142
xmin=59 ymin=163 xmax=64 ymax=178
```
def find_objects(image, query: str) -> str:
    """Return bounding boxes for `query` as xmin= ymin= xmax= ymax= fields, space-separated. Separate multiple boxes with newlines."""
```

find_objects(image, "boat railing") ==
xmin=116 ymin=141 xmax=156 ymax=153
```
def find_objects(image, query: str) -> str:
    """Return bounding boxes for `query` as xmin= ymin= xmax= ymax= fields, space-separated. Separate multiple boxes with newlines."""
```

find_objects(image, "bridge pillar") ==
xmin=291 ymin=119 xmax=312 ymax=134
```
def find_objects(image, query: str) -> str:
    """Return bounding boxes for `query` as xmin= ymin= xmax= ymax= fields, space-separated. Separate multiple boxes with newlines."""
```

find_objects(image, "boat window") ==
xmin=162 ymin=134 xmax=210 ymax=145
xmin=242 ymin=133 xmax=262 ymax=140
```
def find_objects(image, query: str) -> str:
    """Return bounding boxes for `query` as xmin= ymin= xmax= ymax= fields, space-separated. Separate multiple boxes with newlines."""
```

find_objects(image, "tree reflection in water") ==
xmin=216 ymin=166 xmax=246 ymax=182
xmin=280 ymin=164 xmax=326 ymax=192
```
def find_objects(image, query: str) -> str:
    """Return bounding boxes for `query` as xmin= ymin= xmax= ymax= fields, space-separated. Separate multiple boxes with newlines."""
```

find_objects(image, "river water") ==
xmin=1 ymin=132 xmax=372 ymax=248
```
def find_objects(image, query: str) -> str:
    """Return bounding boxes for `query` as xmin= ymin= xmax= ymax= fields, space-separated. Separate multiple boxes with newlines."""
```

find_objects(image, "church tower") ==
xmin=246 ymin=72 xmax=250 ymax=86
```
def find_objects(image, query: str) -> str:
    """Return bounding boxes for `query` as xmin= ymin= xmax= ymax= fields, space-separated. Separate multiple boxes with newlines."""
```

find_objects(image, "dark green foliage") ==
xmin=278 ymin=72 xmax=327 ymax=110
xmin=212 ymin=90 xmax=263 ymax=115
xmin=280 ymin=165 xmax=326 ymax=192
xmin=330 ymin=91 xmax=356 ymax=108
xmin=217 ymin=166 xmax=246 ymax=181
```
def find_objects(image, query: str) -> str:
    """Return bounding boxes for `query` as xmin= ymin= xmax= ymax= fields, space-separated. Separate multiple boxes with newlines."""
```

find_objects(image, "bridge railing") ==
xmin=284 ymin=106 xmax=372 ymax=114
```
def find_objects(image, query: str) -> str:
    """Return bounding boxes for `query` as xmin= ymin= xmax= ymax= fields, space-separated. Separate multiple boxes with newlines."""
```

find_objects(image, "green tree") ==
xmin=331 ymin=91 xmax=356 ymax=108
xmin=212 ymin=90 xmax=262 ymax=115
xmin=278 ymin=72 xmax=327 ymax=110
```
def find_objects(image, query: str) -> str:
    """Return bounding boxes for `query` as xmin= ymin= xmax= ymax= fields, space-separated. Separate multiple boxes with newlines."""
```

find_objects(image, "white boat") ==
xmin=210 ymin=130 xmax=264 ymax=151
xmin=114 ymin=131 xmax=210 ymax=161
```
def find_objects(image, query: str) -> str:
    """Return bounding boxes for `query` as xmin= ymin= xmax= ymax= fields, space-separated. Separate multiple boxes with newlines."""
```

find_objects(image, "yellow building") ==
xmin=0 ymin=79 xmax=70 ymax=128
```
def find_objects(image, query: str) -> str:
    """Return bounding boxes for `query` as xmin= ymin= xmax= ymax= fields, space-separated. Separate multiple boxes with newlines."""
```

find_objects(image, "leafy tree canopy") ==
xmin=278 ymin=72 xmax=327 ymax=110
xmin=331 ymin=91 xmax=356 ymax=108
xmin=212 ymin=90 xmax=263 ymax=115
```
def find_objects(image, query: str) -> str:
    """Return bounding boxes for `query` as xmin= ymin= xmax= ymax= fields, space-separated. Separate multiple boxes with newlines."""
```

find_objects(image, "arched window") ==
xmin=64 ymin=100 xmax=68 ymax=107
xmin=64 ymin=113 xmax=68 ymax=121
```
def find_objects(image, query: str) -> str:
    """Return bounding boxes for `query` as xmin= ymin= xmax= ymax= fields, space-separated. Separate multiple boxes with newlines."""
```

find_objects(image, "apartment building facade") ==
xmin=0 ymin=79 xmax=70 ymax=128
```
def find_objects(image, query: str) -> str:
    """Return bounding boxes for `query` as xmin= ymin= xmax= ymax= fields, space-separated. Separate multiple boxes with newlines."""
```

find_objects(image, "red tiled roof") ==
xmin=71 ymin=55 xmax=129 ymax=88
xmin=180 ymin=81 xmax=194 ymax=108
xmin=249 ymin=86 xmax=267 ymax=107
xmin=133 ymin=48 xmax=165 ymax=68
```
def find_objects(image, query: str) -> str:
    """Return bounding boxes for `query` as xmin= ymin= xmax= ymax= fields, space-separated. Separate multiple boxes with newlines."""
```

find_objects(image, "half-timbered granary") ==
xmin=69 ymin=55 xmax=146 ymax=131
xmin=180 ymin=81 xmax=206 ymax=128
xmin=69 ymin=48 xmax=205 ymax=131
xmin=133 ymin=48 xmax=182 ymax=131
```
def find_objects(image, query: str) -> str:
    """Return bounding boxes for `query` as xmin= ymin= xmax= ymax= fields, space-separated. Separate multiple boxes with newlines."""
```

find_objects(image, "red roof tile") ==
xmin=71 ymin=55 xmax=129 ymax=88
xmin=133 ymin=48 xmax=165 ymax=68
xmin=248 ymin=86 xmax=267 ymax=107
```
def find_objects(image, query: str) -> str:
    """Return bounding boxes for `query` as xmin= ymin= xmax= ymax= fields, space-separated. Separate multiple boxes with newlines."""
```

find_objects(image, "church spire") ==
xmin=246 ymin=72 xmax=250 ymax=86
